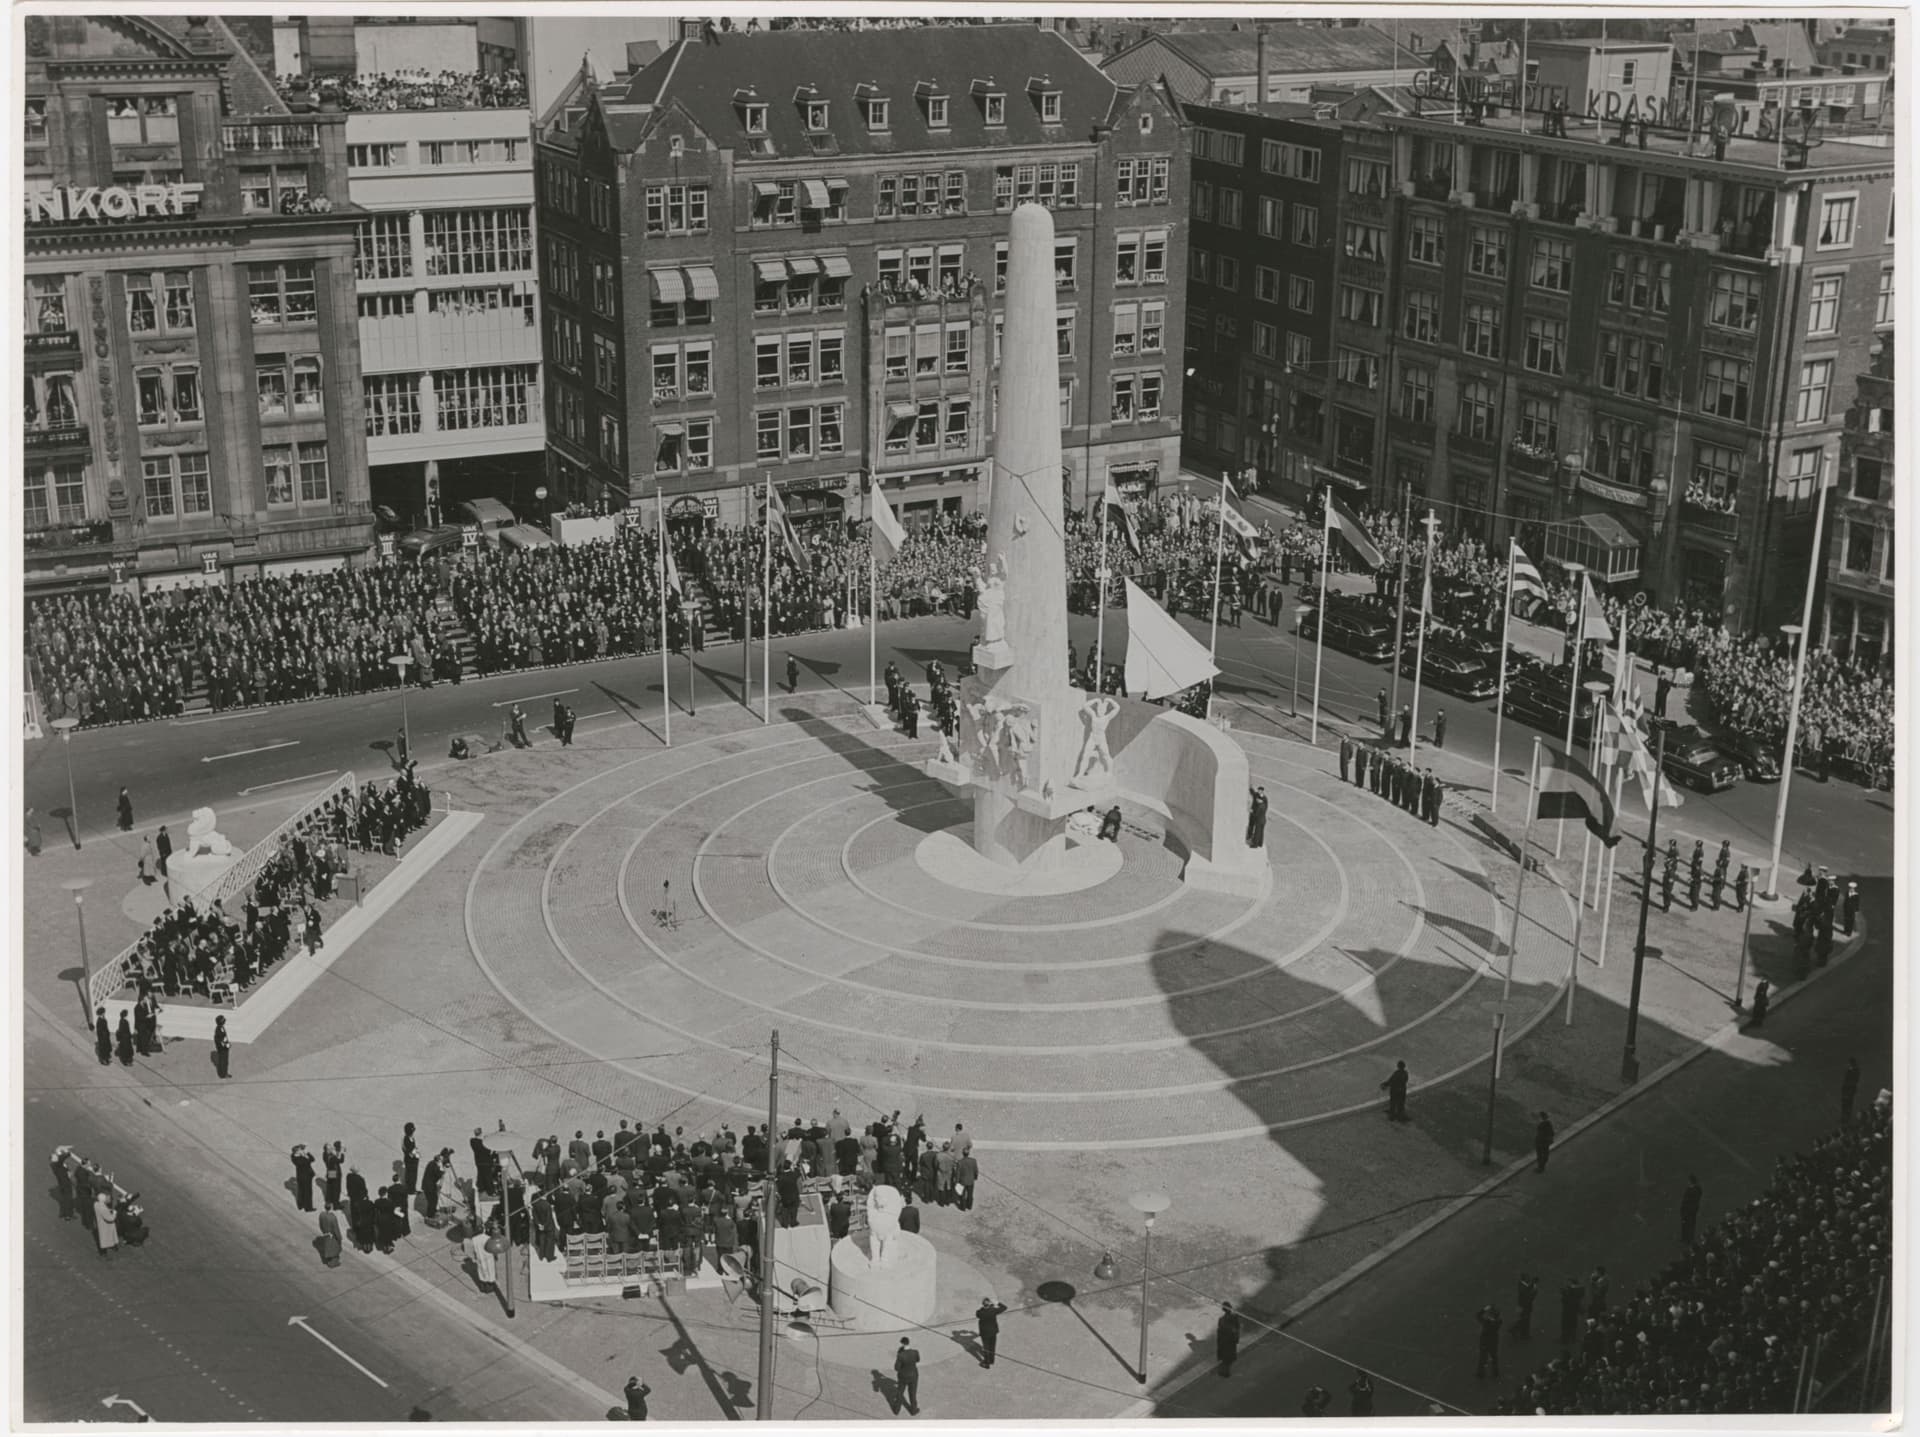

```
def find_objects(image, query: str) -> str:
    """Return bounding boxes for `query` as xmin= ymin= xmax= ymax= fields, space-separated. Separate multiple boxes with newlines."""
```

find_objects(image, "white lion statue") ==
xmin=865 ymin=1183 xmax=905 ymax=1267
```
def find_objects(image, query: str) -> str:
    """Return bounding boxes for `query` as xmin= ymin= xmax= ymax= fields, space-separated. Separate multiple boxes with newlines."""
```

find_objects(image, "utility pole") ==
xmin=1621 ymin=728 xmax=1666 ymax=1083
xmin=756 ymin=1029 xmax=780 ymax=1421
xmin=1387 ymin=484 xmax=1412 ymax=721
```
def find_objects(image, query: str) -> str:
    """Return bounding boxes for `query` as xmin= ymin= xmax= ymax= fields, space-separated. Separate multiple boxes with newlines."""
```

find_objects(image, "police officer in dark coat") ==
xmin=1377 ymin=688 xmax=1390 ymax=736
xmin=1710 ymin=840 xmax=1731 ymax=909
xmin=1512 ymin=1272 xmax=1538 ymax=1338
xmin=1661 ymin=840 xmax=1678 ymax=911
xmin=1688 ymin=839 xmax=1705 ymax=910
xmin=1215 ymin=1302 xmax=1243 ymax=1377
xmin=1433 ymin=708 xmax=1447 ymax=749
xmin=975 ymin=1297 xmax=1008 ymax=1368
xmin=1734 ymin=863 xmax=1751 ymax=912
xmin=1338 ymin=735 xmax=1352 ymax=783
xmin=1381 ymin=1060 xmax=1410 ymax=1122
xmin=1475 ymin=1302 xmax=1502 ymax=1377
xmin=1843 ymin=880 xmax=1861 ymax=935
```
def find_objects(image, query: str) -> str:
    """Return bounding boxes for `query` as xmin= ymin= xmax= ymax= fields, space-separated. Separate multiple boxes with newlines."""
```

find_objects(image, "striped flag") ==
xmin=1511 ymin=542 xmax=1548 ymax=605
xmin=767 ymin=481 xmax=811 ymax=575
xmin=1601 ymin=692 xmax=1684 ymax=811
xmin=1103 ymin=481 xmax=1143 ymax=557
xmin=1324 ymin=492 xmax=1385 ymax=570
xmin=1577 ymin=573 xmax=1614 ymax=644
xmin=1219 ymin=477 xmax=1260 ymax=551
xmin=870 ymin=481 xmax=907 ymax=563
xmin=1536 ymin=742 xmax=1622 ymax=846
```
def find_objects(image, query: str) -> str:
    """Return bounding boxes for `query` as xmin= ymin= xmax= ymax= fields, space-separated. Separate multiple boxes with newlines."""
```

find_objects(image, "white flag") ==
xmin=871 ymin=483 xmax=907 ymax=563
xmin=1122 ymin=577 xmax=1219 ymax=700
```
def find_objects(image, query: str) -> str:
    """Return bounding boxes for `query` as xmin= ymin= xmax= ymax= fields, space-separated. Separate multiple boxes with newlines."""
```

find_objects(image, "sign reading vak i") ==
xmin=24 ymin=182 xmax=206 ymax=224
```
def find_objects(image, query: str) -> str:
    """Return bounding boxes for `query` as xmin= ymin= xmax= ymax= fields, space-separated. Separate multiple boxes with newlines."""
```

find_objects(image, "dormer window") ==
xmin=1041 ymin=91 xmax=1062 ymax=123
xmin=985 ymin=93 xmax=1006 ymax=125
xmin=806 ymin=100 xmax=829 ymax=131
xmin=916 ymin=82 xmax=949 ymax=129
xmin=861 ymin=97 xmax=890 ymax=132
xmin=742 ymin=103 xmax=767 ymax=135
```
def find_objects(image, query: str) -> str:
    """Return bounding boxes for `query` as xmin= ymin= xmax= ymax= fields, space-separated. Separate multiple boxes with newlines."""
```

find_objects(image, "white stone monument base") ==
xmin=829 ymin=1231 xmax=938 ymax=1332
xmin=916 ymin=824 xmax=1120 ymax=896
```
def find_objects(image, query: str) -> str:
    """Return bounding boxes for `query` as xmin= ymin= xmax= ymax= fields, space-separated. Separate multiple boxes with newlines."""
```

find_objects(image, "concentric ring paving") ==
xmin=463 ymin=711 xmax=1557 ymax=1149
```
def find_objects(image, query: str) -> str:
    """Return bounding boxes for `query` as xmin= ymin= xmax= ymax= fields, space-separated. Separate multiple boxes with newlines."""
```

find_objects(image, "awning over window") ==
xmin=752 ymin=181 xmax=780 ymax=199
xmin=654 ymin=422 xmax=685 ymax=438
xmin=683 ymin=266 xmax=719 ymax=302
xmin=650 ymin=269 xmax=687 ymax=305
xmin=786 ymin=256 xmax=822 ymax=276
xmin=820 ymin=254 xmax=853 ymax=278
xmin=1546 ymin=512 xmax=1642 ymax=583
xmin=755 ymin=258 xmax=789 ymax=283
xmin=799 ymin=178 xmax=831 ymax=209
xmin=888 ymin=402 xmax=917 ymax=423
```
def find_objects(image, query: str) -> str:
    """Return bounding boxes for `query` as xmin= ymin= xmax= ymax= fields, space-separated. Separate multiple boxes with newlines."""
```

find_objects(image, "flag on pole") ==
xmin=1122 ymin=577 xmax=1218 ymax=699
xmin=870 ymin=482 xmax=907 ymax=563
xmin=1218 ymin=477 xmax=1260 ymax=551
xmin=1598 ymin=693 xmax=1684 ymax=811
xmin=1577 ymin=573 xmax=1614 ymax=644
xmin=663 ymin=543 xmax=684 ymax=601
xmin=1536 ymin=743 xmax=1622 ymax=846
xmin=1510 ymin=542 xmax=1548 ymax=605
xmin=1103 ymin=482 xmax=1143 ymax=557
xmin=767 ymin=482 xmax=811 ymax=574
xmin=1325 ymin=493 xmax=1385 ymax=570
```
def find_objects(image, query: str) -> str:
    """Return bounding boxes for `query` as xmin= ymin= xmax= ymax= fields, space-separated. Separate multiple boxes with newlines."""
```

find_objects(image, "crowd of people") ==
xmin=1497 ymin=1097 xmax=1892 ymax=1415
xmin=277 ymin=68 xmax=528 ymax=112
xmin=291 ymin=1107 xmax=980 ymax=1294
xmin=49 ymin=1145 xmax=147 ymax=1258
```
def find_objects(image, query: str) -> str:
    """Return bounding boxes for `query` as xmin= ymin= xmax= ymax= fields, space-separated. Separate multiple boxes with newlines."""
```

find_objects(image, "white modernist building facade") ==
xmin=344 ymin=105 xmax=545 ymax=508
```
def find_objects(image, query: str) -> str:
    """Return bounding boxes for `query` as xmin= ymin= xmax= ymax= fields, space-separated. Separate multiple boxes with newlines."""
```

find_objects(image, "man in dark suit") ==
xmin=975 ymin=1297 xmax=1008 ymax=1368
xmin=155 ymin=824 xmax=173 ymax=878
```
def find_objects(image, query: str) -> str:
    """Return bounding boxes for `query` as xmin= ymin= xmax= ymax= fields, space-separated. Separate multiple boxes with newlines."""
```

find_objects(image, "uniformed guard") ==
xmin=1661 ymin=840 xmax=1678 ymax=912
xmin=1734 ymin=864 xmax=1751 ymax=912
xmin=1688 ymin=839 xmax=1705 ymax=910
xmin=1710 ymin=842 xmax=1730 ymax=910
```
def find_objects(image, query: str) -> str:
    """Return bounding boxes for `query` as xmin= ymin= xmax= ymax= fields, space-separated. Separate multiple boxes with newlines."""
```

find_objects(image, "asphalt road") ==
xmin=20 ymin=1024 xmax=614 ymax=1424
xmin=1153 ymin=879 xmax=1894 ymax=1419
xmin=25 ymin=598 xmax=1890 ymax=885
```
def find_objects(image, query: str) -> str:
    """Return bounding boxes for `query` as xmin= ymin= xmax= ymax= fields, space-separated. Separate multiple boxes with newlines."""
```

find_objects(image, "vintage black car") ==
xmin=1299 ymin=607 xmax=1396 ymax=662
xmin=1398 ymin=646 xmax=1500 ymax=700
xmin=1660 ymin=731 xmax=1743 ymax=793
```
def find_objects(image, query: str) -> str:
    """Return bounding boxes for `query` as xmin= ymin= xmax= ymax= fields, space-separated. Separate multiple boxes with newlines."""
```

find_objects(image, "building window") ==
xmin=1407 ymin=215 xmax=1443 ymax=265
xmin=1523 ymin=316 xmax=1567 ymax=375
xmin=1254 ymin=194 xmax=1279 ymax=238
xmin=1590 ymin=416 xmax=1654 ymax=487
xmin=1218 ymin=188 xmax=1243 ymax=229
xmin=924 ymin=94 xmax=949 ymax=128
xmin=434 ymin=364 xmax=535 ymax=430
xmin=1456 ymin=379 xmax=1496 ymax=440
xmin=1286 ymin=275 xmax=1314 ymax=314
xmin=126 ymin=271 xmax=194 ymax=333
xmin=296 ymin=440 xmax=329 ymax=503
xmin=141 ymin=455 xmax=177 ymax=518
xmin=1877 ymin=265 xmax=1895 ymax=326
xmin=1693 ymin=441 xmax=1742 ymax=503
xmin=1530 ymin=237 xmax=1573 ymax=292
xmin=1344 ymin=223 xmax=1386 ymax=262
xmin=1284 ymin=330 xmax=1313 ymax=368
xmin=592 ymin=335 xmax=619 ymax=394
xmin=1708 ymin=269 xmax=1763 ymax=331
xmin=805 ymin=99 xmax=830 ymax=130
xmin=26 ymin=275 xmax=68 ymax=333
xmin=1336 ymin=347 xmax=1379 ymax=389
xmin=742 ymin=102 xmax=768 ymax=134
xmin=1260 ymin=140 xmax=1320 ymax=180
xmin=1402 ymin=289 xmax=1440 ymax=343
xmin=861 ymin=97 xmax=889 ymax=131
xmin=1516 ymin=395 xmax=1557 ymax=453
xmin=1817 ymin=194 xmax=1856 ymax=248
xmin=1461 ymin=301 xmax=1502 ymax=359
xmin=1039 ymin=90 xmax=1062 ymax=123
xmin=1249 ymin=320 xmax=1277 ymax=359
xmin=424 ymin=208 xmax=532 ymax=276
xmin=355 ymin=214 xmax=411 ymax=281
xmin=1345 ymin=156 xmax=1389 ymax=197
xmin=364 ymin=374 xmax=422 ymax=436
xmin=1807 ymin=274 xmax=1843 ymax=335
xmin=1339 ymin=284 xmax=1382 ymax=327
xmin=255 ymin=358 xmax=289 ymax=419
xmin=1844 ymin=520 xmax=1877 ymax=574
xmin=1116 ymin=157 xmax=1170 ymax=205
xmin=1468 ymin=224 xmax=1508 ymax=279
xmin=1253 ymin=265 xmax=1281 ymax=305
xmin=1598 ymin=332 xmax=1664 ymax=399
xmin=1214 ymin=255 xmax=1240 ymax=293
xmin=1606 ymin=252 xmax=1672 ymax=313
xmin=1784 ymin=445 xmax=1824 ymax=501
xmin=1852 ymin=455 xmax=1884 ymax=502
xmin=263 ymin=444 xmax=295 ymax=507
xmin=134 ymin=363 xmax=200 ymax=425
xmin=644 ymin=183 xmax=709 ymax=236
xmin=247 ymin=262 xmax=316 ymax=326
xmin=983 ymin=92 xmax=1006 ymax=126
xmin=1795 ymin=359 xmax=1834 ymax=423
xmin=1054 ymin=237 xmax=1078 ymax=289
xmin=1292 ymin=204 xmax=1319 ymax=247
xmin=1397 ymin=363 xmax=1434 ymax=422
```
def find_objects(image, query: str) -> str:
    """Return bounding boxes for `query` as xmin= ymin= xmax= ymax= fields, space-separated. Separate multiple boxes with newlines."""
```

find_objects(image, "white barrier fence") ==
xmin=84 ymin=772 xmax=360 ymax=1015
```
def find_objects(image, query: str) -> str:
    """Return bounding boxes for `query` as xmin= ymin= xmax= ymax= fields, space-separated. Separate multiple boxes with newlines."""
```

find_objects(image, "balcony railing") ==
xmin=24 ymin=329 xmax=80 ymax=359
xmin=1507 ymin=438 xmax=1559 ymax=476
xmin=1680 ymin=502 xmax=1739 ymax=539
xmin=24 ymin=421 xmax=90 ymax=451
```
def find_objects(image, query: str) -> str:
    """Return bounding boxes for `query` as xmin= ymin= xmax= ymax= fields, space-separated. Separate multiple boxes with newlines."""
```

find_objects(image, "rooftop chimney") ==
xmin=183 ymin=15 xmax=219 ymax=53
xmin=1256 ymin=24 xmax=1269 ymax=107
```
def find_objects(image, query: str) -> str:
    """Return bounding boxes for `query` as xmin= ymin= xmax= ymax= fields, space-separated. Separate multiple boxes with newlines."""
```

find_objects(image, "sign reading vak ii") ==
xmin=24 ymin=182 xmax=206 ymax=224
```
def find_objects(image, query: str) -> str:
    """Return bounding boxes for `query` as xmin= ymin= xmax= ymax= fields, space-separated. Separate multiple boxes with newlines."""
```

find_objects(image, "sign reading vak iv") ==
xmin=24 ymin=182 xmax=206 ymax=223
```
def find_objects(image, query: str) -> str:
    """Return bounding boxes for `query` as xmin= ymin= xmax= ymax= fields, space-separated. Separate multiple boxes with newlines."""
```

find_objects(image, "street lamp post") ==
xmin=481 ymin=1126 xmax=526 ymax=1319
xmin=388 ymin=655 xmax=413 ymax=761
xmin=62 ymin=877 xmax=93 ymax=1027
xmin=50 ymin=716 xmax=81 ymax=848
xmin=1128 ymin=1190 xmax=1171 ymax=1385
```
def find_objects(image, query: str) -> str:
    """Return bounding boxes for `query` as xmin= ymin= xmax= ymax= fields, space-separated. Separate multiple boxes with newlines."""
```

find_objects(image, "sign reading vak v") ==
xmin=25 ymin=182 xmax=206 ymax=224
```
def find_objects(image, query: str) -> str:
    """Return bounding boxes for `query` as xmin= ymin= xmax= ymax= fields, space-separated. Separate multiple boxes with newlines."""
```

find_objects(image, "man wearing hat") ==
xmin=1843 ymin=879 xmax=1861 ymax=936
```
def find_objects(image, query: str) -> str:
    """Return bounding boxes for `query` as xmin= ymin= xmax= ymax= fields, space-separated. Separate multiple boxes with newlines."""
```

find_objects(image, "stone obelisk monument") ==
xmin=935 ymin=202 xmax=1087 ymax=870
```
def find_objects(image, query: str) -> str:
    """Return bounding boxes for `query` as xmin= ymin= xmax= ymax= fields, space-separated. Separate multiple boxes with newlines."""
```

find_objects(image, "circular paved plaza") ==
xmin=464 ymin=710 xmax=1553 ymax=1149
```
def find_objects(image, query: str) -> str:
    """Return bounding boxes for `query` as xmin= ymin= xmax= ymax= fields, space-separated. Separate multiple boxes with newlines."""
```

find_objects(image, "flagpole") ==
xmin=656 ymin=480 xmax=671 ymax=747
xmin=1096 ymin=488 xmax=1111 ymax=694
xmin=1565 ymin=813 xmax=1589 ymax=1027
xmin=1207 ymin=482 xmax=1228 ymax=708
xmin=1310 ymin=493 xmax=1332 ymax=744
xmin=1621 ymin=727 xmax=1668 ymax=1083
xmin=1491 ymin=538 xmax=1517 ymax=815
xmin=1501 ymin=738 xmax=1542 ymax=1004
xmin=1595 ymin=624 xmax=1633 ymax=964
xmin=1556 ymin=568 xmax=1588 ymax=857
xmin=1408 ymin=510 xmax=1437 ymax=762
xmin=1387 ymin=483 xmax=1411 ymax=724
xmin=761 ymin=474 xmax=772 ymax=726
xmin=868 ymin=478 xmax=878 ymax=708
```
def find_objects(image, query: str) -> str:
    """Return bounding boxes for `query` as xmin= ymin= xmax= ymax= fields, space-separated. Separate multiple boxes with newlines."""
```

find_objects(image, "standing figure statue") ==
xmin=972 ymin=560 xmax=1009 ymax=647
xmin=1006 ymin=710 xmax=1037 ymax=791
xmin=866 ymin=1184 xmax=905 ymax=1266
xmin=1075 ymin=694 xmax=1119 ymax=782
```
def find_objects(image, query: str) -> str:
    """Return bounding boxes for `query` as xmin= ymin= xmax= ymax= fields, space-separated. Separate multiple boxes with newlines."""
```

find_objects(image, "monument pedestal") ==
xmin=829 ymin=1232 xmax=938 ymax=1332
xmin=973 ymin=786 xmax=1068 ymax=870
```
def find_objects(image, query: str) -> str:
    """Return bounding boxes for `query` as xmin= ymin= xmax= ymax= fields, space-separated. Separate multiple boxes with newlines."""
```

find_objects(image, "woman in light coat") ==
xmin=94 ymin=1189 xmax=119 ymax=1258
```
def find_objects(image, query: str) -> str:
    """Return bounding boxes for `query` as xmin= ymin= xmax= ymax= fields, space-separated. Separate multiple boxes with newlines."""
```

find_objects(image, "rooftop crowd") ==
xmin=276 ymin=68 xmax=528 ymax=112
xmin=1498 ymin=1098 xmax=1892 ymax=1415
